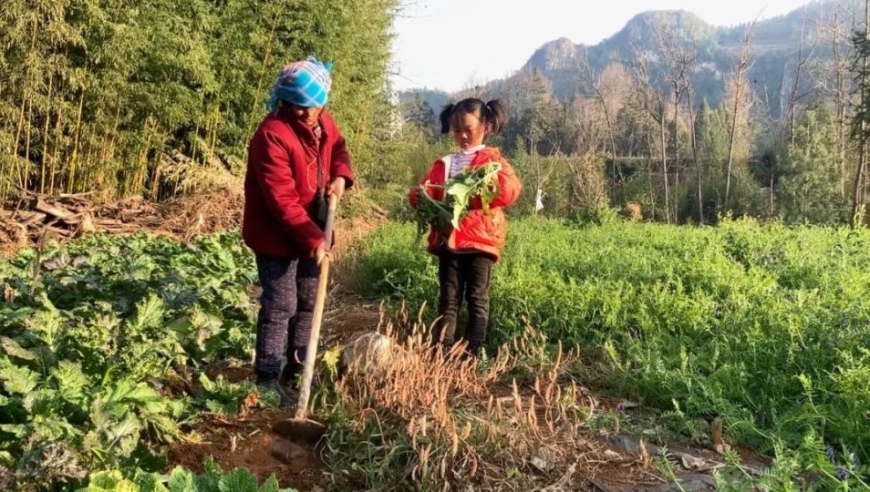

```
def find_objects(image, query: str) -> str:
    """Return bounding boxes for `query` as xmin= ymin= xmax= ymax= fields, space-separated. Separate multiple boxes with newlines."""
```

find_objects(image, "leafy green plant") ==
xmin=77 ymin=458 xmax=297 ymax=492
xmin=359 ymin=216 xmax=870 ymax=486
xmin=414 ymin=162 xmax=501 ymax=239
xmin=197 ymin=373 xmax=279 ymax=416
xmin=0 ymin=232 xmax=266 ymax=488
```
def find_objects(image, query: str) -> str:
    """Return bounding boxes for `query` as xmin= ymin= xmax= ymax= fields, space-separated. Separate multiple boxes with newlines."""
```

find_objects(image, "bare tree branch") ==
xmin=725 ymin=21 xmax=757 ymax=205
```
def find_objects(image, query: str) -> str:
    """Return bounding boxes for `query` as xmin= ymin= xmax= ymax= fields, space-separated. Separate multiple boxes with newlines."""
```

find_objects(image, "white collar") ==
xmin=459 ymin=144 xmax=485 ymax=155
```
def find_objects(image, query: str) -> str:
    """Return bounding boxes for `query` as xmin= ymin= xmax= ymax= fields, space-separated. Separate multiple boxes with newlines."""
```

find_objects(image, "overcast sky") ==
xmin=388 ymin=0 xmax=815 ymax=92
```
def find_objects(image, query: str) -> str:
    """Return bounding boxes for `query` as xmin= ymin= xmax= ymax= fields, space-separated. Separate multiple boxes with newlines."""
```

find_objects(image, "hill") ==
xmin=403 ymin=0 xmax=862 ymax=118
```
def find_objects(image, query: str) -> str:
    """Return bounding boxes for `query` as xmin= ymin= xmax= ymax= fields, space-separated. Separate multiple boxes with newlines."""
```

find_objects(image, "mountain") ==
xmin=402 ymin=0 xmax=862 ymax=119
xmin=398 ymin=88 xmax=450 ymax=115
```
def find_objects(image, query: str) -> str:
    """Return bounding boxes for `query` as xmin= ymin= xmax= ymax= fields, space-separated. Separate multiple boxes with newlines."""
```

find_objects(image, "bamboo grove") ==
xmin=0 ymin=0 xmax=399 ymax=201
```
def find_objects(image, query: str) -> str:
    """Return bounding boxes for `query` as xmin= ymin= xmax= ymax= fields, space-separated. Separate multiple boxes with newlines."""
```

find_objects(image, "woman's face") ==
xmin=287 ymin=103 xmax=324 ymax=126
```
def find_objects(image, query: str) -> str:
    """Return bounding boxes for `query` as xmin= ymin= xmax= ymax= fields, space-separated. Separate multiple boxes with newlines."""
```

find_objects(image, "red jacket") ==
xmin=243 ymin=109 xmax=354 ymax=259
xmin=409 ymin=147 xmax=522 ymax=261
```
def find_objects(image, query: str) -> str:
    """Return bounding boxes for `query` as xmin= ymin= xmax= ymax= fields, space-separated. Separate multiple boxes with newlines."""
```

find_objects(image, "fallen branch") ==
xmin=538 ymin=461 xmax=577 ymax=491
xmin=34 ymin=198 xmax=74 ymax=220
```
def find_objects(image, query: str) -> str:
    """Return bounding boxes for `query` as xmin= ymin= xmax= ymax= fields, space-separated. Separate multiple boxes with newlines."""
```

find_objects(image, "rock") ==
xmin=743 ymin=458 xmax=769 ymax=476
xmin=603 ymin=449 xmax=623 ymax=461
xmin=617 ymin=400 xmax=640 ymax=411
xmin=591 ymin=474 xmax=716 ymax=492
xmin=530 ymin=446 xmax=556 ymax=472
xmin=607 ymin=434 xmax=642 ymax=454
xmin=340 ymin=331 xmax=395 ymax=375
xmin=607 ymin=434 xmax=662 ymax=456
xmin=270 ymin=438 xmax=307 ymax=463
xmin=695 ymin=418 xmax=711 ymax=435
xmin=671 ymin=474 xmax=717 ymax=492
xmin=677 ymin=452 xmax=723 ymax=473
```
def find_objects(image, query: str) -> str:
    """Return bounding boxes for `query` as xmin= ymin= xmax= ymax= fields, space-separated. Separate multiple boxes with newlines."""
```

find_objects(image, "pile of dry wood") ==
xmin=0 ymin=184 xmax=386 ymax=255
xmin=0 ymin=192 xmax=163 ymax=249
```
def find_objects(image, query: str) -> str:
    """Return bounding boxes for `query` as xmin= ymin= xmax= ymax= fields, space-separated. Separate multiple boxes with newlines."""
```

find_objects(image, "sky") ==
xmin=388 ymin=0 xmax=816 ymax=93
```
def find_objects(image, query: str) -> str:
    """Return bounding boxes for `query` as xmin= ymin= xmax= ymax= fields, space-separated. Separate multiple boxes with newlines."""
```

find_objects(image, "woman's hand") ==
xmin=313 ymin=241 xmax=329 ymax=265
xmin=328 ymin=177 xmax=346 ymax=201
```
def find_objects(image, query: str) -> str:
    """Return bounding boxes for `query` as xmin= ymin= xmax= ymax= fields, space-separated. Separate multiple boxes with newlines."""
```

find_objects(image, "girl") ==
xmin=409 ymin=98 xmax=522 ymax=357
xmin=243 ymin=56 xmax=354 ymax=406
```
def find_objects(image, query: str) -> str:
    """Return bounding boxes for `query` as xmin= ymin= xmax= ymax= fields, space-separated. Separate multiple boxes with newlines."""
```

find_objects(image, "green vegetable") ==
xmin=414 ymin=162 xmax=501 ymax=242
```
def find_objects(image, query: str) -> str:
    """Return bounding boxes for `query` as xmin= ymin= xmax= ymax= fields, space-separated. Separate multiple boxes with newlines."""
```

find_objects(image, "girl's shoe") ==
xmin=465 ymin=341 xmax=483 ymax=358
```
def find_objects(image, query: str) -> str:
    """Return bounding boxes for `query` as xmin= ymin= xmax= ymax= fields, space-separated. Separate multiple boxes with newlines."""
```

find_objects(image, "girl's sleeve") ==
xmin=490 ymin=158 xmax=522 ymax=208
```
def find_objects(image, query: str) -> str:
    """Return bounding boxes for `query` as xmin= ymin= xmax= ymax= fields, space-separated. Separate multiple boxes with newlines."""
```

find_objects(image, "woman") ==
xmin=243 ymin=55 xmax=354 ymax=406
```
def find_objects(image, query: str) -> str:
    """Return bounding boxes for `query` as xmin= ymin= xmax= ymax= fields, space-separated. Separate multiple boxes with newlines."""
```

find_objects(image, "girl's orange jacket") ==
xmin=408 ymin=147 xmax=522 ymax=261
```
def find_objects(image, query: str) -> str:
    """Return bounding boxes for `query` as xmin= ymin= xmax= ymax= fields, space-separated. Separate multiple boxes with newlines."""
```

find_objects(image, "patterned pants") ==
xmin=253 ymin=255 xmax=320 ymax=379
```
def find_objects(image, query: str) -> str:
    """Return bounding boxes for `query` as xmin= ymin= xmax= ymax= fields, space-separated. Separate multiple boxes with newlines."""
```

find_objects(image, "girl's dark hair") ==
xmin=439 ymin=98 xmax=507 ymax=136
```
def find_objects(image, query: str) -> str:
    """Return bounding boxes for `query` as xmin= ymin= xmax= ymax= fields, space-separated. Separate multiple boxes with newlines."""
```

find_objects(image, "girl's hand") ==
xmin=430 ymin=215 xmax=452 ymax=235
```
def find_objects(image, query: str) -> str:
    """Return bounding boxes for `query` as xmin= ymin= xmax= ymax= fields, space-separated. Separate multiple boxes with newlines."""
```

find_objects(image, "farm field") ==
xmin=2 ymin=216 xmax=870 ymax=490
xmin=359 ymin=217 xmax=870 ymax=487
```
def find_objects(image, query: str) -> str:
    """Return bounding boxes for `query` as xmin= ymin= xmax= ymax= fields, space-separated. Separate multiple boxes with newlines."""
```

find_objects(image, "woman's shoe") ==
xmin=256 ymin=375 xmax=297 ymax=408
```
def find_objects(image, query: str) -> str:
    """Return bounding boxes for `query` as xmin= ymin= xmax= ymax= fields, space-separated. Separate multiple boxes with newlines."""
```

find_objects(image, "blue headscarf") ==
xmin=267 ymin=55 xmax=334 ymax=111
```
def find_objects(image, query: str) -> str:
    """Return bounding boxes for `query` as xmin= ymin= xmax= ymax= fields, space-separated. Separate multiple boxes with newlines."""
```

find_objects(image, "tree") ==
xmin=850 ymin=0 xmax=870 ymax=224
xmin=630 ymin=41 xmax=672 ymax=223
xmin=507 ymin=69 xmax=562 ymax=156
xmin=724 ymin=23 xmax=756 ymax=207
xmin=782 ymin=10 xmax=817 ymax=147
xmin=653 ymin=19 xmax=699 ymax=224
xmin=815 ymin=2 xmax=857 ymax=200
xmin=694 ymin=99 xmax=730 ymax=216
xmin=779 ymin=106 xmax=845 ymax=223
xmin=577 ymin=57 xmax=630 ymax=177
xmin=682 ymin=41 xmax=704 ymax=222
xmin=0 ymin=0 xmax=401 ymax=200
xmin=403 ymin=94 xmax=436 ymax=136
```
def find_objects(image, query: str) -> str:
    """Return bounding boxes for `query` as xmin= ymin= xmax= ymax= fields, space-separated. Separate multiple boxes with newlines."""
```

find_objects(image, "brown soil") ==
xmin=164 ymin=307 xmax=380 ymax=490
xmin=164 ymin=295 xmax=377 ymax=492
xmin=167 ymin=409 xmax=327 ymax=491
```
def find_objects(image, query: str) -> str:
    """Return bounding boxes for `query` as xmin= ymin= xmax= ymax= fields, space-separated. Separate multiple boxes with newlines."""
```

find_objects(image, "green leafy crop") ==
xmin=413 ymin=162 xmax=501 ymax=241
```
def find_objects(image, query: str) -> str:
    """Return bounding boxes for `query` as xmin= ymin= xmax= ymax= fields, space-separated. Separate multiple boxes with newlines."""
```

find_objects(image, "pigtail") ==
xmin=484 ymin=99 xmax=507 ymax=135
xmin=439 ymin=103 xmax=456 ymax=134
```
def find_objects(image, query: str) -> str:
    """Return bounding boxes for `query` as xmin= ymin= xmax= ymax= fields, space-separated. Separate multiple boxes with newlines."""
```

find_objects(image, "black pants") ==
xmin=253 ymin=255 xmax=319 ymax=380
xmin=433 ymin=251 xmax=495 ymax=350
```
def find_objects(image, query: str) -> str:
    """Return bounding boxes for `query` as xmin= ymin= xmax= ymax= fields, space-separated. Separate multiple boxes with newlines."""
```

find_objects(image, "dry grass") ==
xmin=320 ymin=309 xmax=623 ymax=491
xmin=0 ymin=214 xmax=28 ymax=257
xmin=157 ymin=186 xmax=244 ymax=241
xmin=621 ymin=202 xmax=643 ymax=222
xmin=567 ymin=151 xmax=609 ymax=214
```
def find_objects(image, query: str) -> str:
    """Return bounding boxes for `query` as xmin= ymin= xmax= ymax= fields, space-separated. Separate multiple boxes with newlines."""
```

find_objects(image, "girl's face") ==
xmin=451 ymin=111 xmax=489 ymax=150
